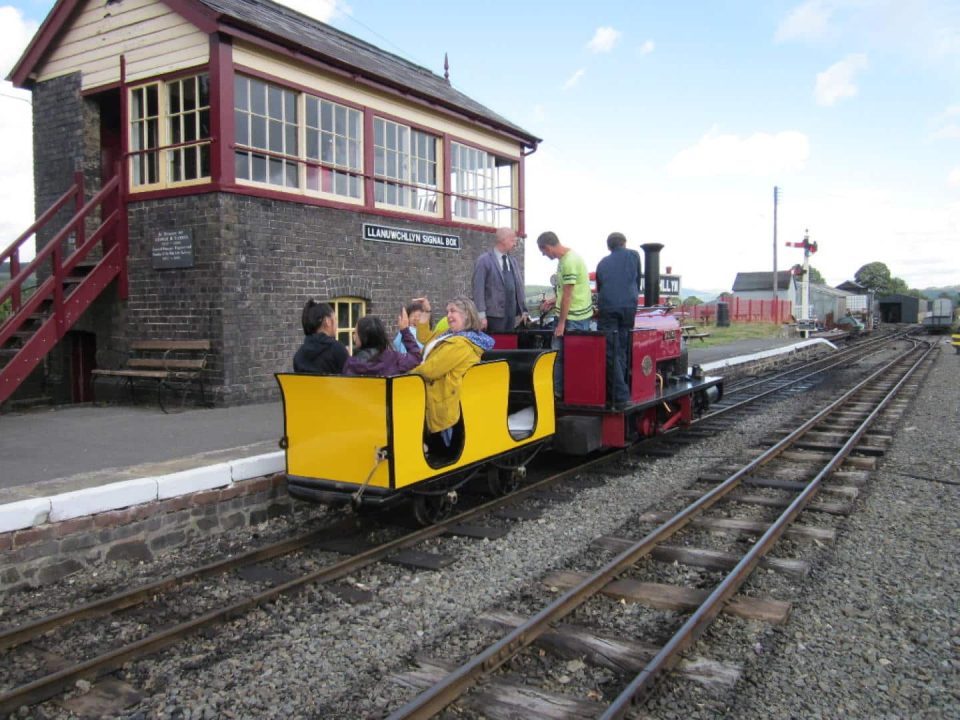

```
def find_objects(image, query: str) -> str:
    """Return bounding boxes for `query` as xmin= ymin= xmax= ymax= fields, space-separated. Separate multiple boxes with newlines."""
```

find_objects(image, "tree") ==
xmin=855 ymin=262 xmax=893 ymax=294
xmin=808 ymin=266 xmax=825 ymax=284
xmin=683 ymin=296 xmax=703 ymax=307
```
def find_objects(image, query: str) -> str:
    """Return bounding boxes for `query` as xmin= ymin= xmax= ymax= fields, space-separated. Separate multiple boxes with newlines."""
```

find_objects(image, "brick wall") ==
xmin=0 ymin=475 xmax=291 ymax=592
xmin=126 ymin=193 xmax=521 ymax=405
xmin=27 ymin=73 xmax=526 ymax=406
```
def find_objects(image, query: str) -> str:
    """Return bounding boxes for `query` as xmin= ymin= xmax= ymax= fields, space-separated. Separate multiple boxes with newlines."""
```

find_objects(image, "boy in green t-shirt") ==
xmin=537 ymin=231 xmax=594 ymax=398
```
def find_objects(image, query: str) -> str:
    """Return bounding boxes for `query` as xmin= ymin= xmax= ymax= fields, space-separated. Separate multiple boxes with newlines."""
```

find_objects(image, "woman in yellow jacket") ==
xmin=411 ymin=296 xmax=494 ymax=437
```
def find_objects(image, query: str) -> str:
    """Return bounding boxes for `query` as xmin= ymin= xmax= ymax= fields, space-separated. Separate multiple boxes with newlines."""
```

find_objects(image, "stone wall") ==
xmin=0 ymin=475 xmax=290 ymax=593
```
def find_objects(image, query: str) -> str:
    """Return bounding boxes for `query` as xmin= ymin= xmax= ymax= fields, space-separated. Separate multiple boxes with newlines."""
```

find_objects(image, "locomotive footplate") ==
xmin=554 ymin=374 xmax=723 ymax=453
xmin=557 ymin=374 xmax=723 ymax=414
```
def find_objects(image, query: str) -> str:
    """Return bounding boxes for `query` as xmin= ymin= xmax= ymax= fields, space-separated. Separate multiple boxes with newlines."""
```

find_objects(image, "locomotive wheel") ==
xmin=488 ymin=467 xmax=520 ymax=496
xmin=412 ymin=492 xmax=454 ymax=526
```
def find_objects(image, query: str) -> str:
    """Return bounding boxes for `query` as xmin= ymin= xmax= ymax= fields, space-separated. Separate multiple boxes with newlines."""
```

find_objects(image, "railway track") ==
xmin=635 ymin=329 xmax=911 ymax=458
xmin=385 ymin=337 xmax=934 ymax=718
xmin=0 ymin=332 xmax=921 ymax=716
xmin=711 ymin=328 xmax=906 ymax=408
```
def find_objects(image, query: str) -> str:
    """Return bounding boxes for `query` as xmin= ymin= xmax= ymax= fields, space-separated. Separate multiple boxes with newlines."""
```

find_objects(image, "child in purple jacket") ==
xmin=343 ymin=308 xmax=422 ymax=376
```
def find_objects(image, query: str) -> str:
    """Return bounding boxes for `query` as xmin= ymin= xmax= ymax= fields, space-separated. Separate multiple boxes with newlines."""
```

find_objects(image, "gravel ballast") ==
xmin=7 ymin=339 xmax=956 ymax=719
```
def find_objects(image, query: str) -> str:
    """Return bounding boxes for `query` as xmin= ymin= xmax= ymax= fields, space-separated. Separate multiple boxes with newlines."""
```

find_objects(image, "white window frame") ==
xmin=332 ymin=296 xmax=366 ymax=353
xmin=373 ymin=117 xmax=440 ymax=217
xmin=234 ymin=75 xmax=300 ymax=190
xmin=450 ymin=141 xmax=517 ymax=228
xmin=304 ymin=94 xmax=364 ymax=202
xmin=129 ymin=74 xmax=211 ymax=192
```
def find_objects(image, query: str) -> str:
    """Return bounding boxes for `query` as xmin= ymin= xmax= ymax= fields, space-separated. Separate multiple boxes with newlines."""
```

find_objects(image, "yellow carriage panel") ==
xmin=391 ymin=353 xmax=556 ymax=488
xmin=276 ymin=374 xmax=392 ymax=489
xmin=277 ymin=351 xmax=556 ymax=502
xmin=390 ymin=362 xmax=509 ymax=488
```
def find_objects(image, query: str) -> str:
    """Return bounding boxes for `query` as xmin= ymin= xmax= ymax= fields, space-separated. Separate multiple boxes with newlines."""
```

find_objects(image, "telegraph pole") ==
xmin=772 ymin=186 xmax=779 ymax=297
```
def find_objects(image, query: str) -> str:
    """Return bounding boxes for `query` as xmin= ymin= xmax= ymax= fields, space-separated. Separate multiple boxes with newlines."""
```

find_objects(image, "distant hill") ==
xmin=526 ymin=284 xmax=727 ymax=305
xmin=920 ymin=285 xmax=960 ymax=300
xmin=682 ymin=288 xmax=725 ymax=302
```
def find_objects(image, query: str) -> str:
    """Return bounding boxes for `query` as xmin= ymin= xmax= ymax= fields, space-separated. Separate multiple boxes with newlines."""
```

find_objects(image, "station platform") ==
xmin=0 ymin=335 xmax=834 ymax=532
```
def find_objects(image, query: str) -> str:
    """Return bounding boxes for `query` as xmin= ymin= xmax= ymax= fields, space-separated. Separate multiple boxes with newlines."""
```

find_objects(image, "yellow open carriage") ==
xmin=276 ymin=349 xmax=556 ymax=522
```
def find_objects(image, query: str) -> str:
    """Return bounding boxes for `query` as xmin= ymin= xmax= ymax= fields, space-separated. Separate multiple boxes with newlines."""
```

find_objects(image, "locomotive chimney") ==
xmin=641 ymin=242 xmax=664 ymax=307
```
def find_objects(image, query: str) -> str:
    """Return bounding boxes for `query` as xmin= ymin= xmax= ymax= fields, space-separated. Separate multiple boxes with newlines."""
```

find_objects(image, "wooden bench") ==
xmin=92 ymin=340 xmax=211 ymax=412
xmin=681 ymin=326 xmax=712 ymax=342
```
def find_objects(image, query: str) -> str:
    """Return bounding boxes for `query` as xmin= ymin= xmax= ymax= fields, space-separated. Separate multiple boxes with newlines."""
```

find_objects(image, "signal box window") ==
xmin=130 ymin=74 xmax=211 ymax=190
xmin=130 ymin=84 xmax=160 ymax=186
xmin=167 ymin=75 xmax=211 ymax=183
xmin=235 ymin=76 xmax=299 ymax=188
xmin=305 ymin=96 xmax=363 ymax=200
xmin=332 ymin=297 xmax=366 ymax=353
xmin=374 ymin=118 xmax=439 ymax=214
xmin=450 ymin=142 xmax=516 ymax=227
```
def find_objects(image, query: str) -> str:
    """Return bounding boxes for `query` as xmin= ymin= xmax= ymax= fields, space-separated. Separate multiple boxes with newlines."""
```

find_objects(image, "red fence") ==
xmin=685 ymin=297 xmax=792 ymax=324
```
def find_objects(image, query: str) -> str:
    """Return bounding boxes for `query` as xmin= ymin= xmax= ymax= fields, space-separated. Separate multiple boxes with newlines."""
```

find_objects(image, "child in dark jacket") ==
xmin=293 ymin=299 xmax=348 ymax=374
xmin=343 ymin=308 xmax=422 ymax=376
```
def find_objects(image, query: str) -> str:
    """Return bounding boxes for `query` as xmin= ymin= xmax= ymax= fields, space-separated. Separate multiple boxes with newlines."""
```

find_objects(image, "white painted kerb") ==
xmin=2 ymin=451 xmax=286 ymax=534
xmin=701 ymin=338 xmax=837 ymax=374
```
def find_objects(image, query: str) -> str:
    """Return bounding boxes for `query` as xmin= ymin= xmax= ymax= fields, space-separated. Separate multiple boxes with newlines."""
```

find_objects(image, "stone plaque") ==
xmin=152 ymin=229 xmax=194 ymax=269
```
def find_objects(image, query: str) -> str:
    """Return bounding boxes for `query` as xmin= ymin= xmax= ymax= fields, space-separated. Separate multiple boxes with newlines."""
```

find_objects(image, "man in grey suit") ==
xmin=472 ymin=227 xmax=528 ymax=332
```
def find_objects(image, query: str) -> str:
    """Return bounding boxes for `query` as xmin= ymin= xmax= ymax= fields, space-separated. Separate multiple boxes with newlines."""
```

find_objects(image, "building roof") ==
xmin=877 ymin=294 xmax=920 ymax=304
xmin=835 ymin=280 xmax=867 ymax=293
xmin=732 ymin=271 xmax=795 ymax=293
xmin=810 ymin=284 xmax=848 ymax=298
xmin=9 ymin=0 xmax=540 ymax=148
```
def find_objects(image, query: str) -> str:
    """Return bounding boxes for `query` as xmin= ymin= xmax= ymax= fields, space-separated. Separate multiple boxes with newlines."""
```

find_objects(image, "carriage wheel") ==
xmin=412 ymin=492 xmax=454 ymax=526
xmin=487 ymin=467 xmax=521 ymax=496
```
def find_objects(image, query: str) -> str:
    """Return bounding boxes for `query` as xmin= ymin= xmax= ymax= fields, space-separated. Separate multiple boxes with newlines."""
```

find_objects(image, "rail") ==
xmin=385 ymin=338 xmax=932 ymax=719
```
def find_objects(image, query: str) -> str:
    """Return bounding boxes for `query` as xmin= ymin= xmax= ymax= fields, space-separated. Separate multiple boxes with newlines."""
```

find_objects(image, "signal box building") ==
xmin=4 ymin=0 xmax=539 ymax=406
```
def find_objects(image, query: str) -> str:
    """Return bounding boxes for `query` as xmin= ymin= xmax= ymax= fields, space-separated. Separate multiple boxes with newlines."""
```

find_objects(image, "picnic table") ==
xmin=681 ymin=325 xmax=711 ymax=342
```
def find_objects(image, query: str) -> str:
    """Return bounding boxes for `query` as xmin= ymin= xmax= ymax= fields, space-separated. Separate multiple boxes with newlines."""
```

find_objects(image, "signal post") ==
xmin=787 ymin=230 xmax=818 ymax=337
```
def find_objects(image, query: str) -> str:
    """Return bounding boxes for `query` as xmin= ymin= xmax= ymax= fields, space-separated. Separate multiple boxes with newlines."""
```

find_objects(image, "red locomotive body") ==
xmin=495 ymin=243 xmax=721 ymax=454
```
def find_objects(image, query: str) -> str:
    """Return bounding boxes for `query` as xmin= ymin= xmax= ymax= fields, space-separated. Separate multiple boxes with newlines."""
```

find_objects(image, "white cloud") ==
xmin=775 ymin=1 xmax=960 ymax=66
xmin=525 ymin=145 xmax=955 ymax=291
xmin=931 ymin=124 xmax=960 ymax=140
xmin=586 ymin=27 xmax=621 ymax=53
xmin=0 ymin=6 xmax=39 ymax=249
xmin=814 ymin=53 xmax=868 ymax=106
xmin=930 ymin=105 xmax=960 ymax=140
xmin=272 ymin=0 xmax=346 ymax=22
xmin=775 ymin=0 xmax=834 ymax=43
xmin=667 ymin=128 xmax=810 ymax=178
xmin=949 ymin=168 xmax=960 ymax=187
xmin=639 ymin=40 xmax=655 ymax=55
xmin=562 ymin=68 xmax=585 ymax=91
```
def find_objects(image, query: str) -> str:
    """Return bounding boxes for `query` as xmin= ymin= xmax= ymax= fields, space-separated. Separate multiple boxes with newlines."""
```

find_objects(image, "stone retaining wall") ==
xmin=0 ymin=475 xmax=291 ymax=593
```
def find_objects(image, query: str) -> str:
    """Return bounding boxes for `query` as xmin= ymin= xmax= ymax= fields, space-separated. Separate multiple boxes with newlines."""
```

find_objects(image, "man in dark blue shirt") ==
xmin=595 ymin=232 xmax=642 ymax=409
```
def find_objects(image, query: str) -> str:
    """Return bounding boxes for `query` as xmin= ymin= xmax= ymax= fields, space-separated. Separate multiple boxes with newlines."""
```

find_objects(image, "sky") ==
xmin=2 ymin=0 xmax=958 ymax=294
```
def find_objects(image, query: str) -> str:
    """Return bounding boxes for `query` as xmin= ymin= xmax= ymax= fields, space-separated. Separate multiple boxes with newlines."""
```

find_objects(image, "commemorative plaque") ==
xmin=152 ymin=229 xmax=194 ymax=269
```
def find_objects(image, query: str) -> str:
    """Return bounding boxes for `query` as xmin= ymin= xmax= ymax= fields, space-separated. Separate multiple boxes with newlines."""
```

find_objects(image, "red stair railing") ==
xmin=0 ymin=171 xmax=126 ymax=405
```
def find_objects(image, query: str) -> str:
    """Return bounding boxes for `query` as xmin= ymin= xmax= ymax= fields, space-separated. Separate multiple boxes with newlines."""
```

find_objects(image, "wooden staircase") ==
xmin=0 ymin=172 xmax=127 ymax=406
